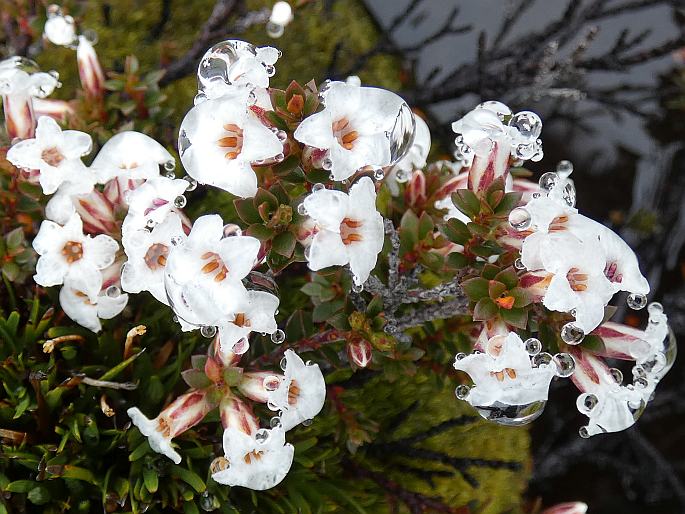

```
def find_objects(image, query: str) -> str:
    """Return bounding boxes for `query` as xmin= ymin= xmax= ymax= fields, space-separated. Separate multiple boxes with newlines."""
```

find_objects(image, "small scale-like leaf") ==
xmin=451 ymin=189 xmax=480 ymax=218
xmin=473 ymin=298 xmax=499 ymax=321
xmin=462 ymin=278 xmax=489 ymax=301
xmin=501 ymin=307 xmax=529 ymax=329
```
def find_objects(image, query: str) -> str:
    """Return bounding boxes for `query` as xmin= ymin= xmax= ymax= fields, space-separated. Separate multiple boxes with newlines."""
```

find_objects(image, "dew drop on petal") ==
xmin=173 ymin=195 xmax=187 ymax=208
xmin=509 ymin=111 xmax=542 ymax=141
xmin=297 ymin=203 xmax=308 ymax=216
xmin=647 ymin=302 xmax=664 ymax=315
xmin=302 ymin=418 xmax=313 ymax=426
xmin=270 ymin=329 xmax=286 ymax=344
xmin=508 ymin=207 xmax=532 ymax=231
xmin=556 ymin=159 xmax=574 ymax=178
xmin=395 ymin=168 xmax=410 ymax=183
xmin=270 ymin=416 xmax=282 ymax=428
xmin=579 ymin=426 xmax=590 ymax=439
xmin=455 ymin=384 xmax=470 ymax=400
xmin=561 ymin=322 xmax=585 ymax=345
xmin=525 ymin=338 xmax=542 ymax=355
xmin=183 ymin=175 xmax=198 ymax=192
xmin=475 ymin=400 xmax=546 ymax=426
xmin=276 ymin=130 xmax=287 ymax=142
xmin=634 ymin=377 xmax=649 ymax=389
xmin=232 ymin=338 xmax=249 ymax=355
xmin=514 ymin=258 xmax=526 ymax=270
xmin=222 ymin=224 xmax=242 ymax=238
xmin=351 ymin=283 xmax=364 ymax=293
xmin=533 ymin=352 xmax=553 ymax=368
xmin=322 ymin=158 xmax=332 ymax=171
xmin=200 ymin=325 xmax=217 ymax=338
xmin=373 ymin=168 xmax=385 ymax=180
xmin=387 ymin=103 xmax=416 ymax=166
xmin=163 ymin=160 xmax=176 ymax=172
xmin=576 ymin=393 xmax=598 ymax=414
xmin=454 ymin=352 xmax=467 ymax=362
xmin=627 ymin=293 xmax=647 ymax=310
xmin=106 ymin=285 xmax=120 ymax=298
xmin=279 ymin=356 xmax=288 ymax=371
xmin=263 ymin=375 xmax=281 ymax=391
xmin=255 ymin=428 xmax=270 ymax=444
xmin=538 ymin=172 xmax=558 ymax=191
xmin=609 ymin=367 xmax=623 ymax=384
xmin=553 ymin=352 xmax=575 ymax=377
xmin=312 ymin=182 xmax=325 ymax=192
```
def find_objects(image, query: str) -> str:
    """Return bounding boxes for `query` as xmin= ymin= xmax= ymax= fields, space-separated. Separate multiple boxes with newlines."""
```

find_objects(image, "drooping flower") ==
xmin=178 ymin=88 xmax=282 ymax=197
xmin=32 ymin=213 xmax=118 ymax=287
xmin=59 ymin=271 xmax=128 ymax=332
xmin=211 ymin=426 xmax=294 ymax=490
xmin=453 ymin=332 xmax=556 ymax=408
xmin=122 ymin=176 xmax=189 ymax=232
xmin=302 ymin=177 xmax=384 ymax=285
xmin=91 ymin=131 xmax=174 ymax=184
xmin=217 ymin=290 xmax=279 ymax=356
xmin=7 ymin=116 xmax=94 ymax=195
xmin=294 ymin=82 xmax=407 ymax=181
xmin=164 ymin=214 xmax=259 ymax=329
xmin=127 ymin=390 xmax=215 ymax=464
xmin=266 ymin=349 xmax=326 ymax=431
xmin=121 ymin=213 xmax=186 ymax=304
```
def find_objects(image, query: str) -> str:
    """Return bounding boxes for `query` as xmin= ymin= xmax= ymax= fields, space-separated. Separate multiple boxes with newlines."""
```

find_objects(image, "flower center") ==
xmin=490 ymin=368 xmax=517 ymax=381
xmin=288 ymin=379 xmax=300 ymax=405
xmin=200 ymin=251 xmax=229 ymax=282
xmin=144 ymin=243 xmax=169 ymax=270
xmin=119 ymin=161 xmax=139 ymax=169
xmin=233 ymin=312 xmax=251 ymax=327
xmin=217 ymin=123 xmax=244 ymax=160
xmin=604 ymin=262 xmax=623 ymax=283
xmin=156 ymin=417 xmax=172 ymax=438
xmin=62 ymin=241 xmax=84 ymax=263
xmin=210 ymin=456 xmax=230 ymax=473
xmin=41 ymin=146 xmax=65 ymax=167
xmin=566 ymin=266 xmax=589 ymax=292
xmin=243 ymin=450 xmax=264 ymax=464
xmin=143 ymin=198 xmax=169 ymax=217
xmin=549 ymin=215 xmax=569 ymax=232
xmin=332 ymin=117 xmax=358 ymax=150
xmin=74 ymin=290 xmax=94 ymax=305
xmin=340 ymin=217 xmax=363 ymax=245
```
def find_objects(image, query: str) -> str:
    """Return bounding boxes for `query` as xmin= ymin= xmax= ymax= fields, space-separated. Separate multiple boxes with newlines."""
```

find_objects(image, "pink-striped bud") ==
xmin=404 ymin=170 xmax=427 ymax=207
xmin=32 ymin=98 xmax=75 ymax=123
xmin=238 ymin=371 xmax=284 ymax=402
xmin=518 ymin=271 xmax=552 ymax=302
xmin=219 ymin=394 xmax=259 ymax=436
xmin=77 ymin=36 xmax=105 ymax=100
xmin=467 ymin=139 xmax=511 ymax=195
xmin=3 ymin=93 xmax=35 ymax=141
xmin=589 ymin=322 xmax=652 ymax=361
xmin=346 ymin=338 xmax=373 ymax=368
xmin=541 ymin=502 xmax=588 ymax=514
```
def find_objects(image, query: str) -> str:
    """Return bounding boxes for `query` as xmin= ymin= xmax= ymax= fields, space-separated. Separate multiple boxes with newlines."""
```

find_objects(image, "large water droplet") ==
xmin=173 ymin=195 xmax=187 ymax=208
xmin=525 ymin=338 xmax=542 ymax=355
xmin=387 ymin=103 xmax=416 ymax=166
xmin=200 ymin=325 xmax=217 ymax=338
xmin=232 ymin=338 xmax=249 ymax=355
xmin=508 ymin=207 xmax=532 ymax=231
xmin=533 ymin=352 xmax=553 ymax=368
xmin=477 ymin=100 xmax=512 ymax=121
xmin=538 ymin=172 xmax=558 ymax=192
xmin=105 ymin=285 xmax=121 ymax=298
xmin=561 ymin=322 xmax=585 ymax=345
xmin=576 ymin=393 xmax=598 ymax=414
xmin=197 ymin=40 xmax=256 ymax=94
xmin=270 ymin=329 xmax=285 ymax=344
xmin=474 ymin=400 xmax=546 ymax=426
xmin=255 ymin=428 xmax=270 ymax=444
xmin=556 ymin=160 xmax=573 ymax=178
xmin=627 ymin=293 xmax=647 ymax=310
xmin=510 ymin=111 xmax=542 ymax=141
xmin=609 ymin=367 xmax=623 ymax=384
xmin=455 ymin=384 xmax=470 ymax=400
xmin=263 ymin=375 xmax=281 ymax=391
xmin=553 ymin=353 xmax=575 ymax=377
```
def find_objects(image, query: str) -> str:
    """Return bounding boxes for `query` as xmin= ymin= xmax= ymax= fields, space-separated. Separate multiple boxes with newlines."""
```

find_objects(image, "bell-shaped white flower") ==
xmin=453 ymin=332 xmax=556 ymax=407
xmin=164 ymin=215 xmax=259 ymax=329
xmin=294 ymin=82 xmax=406 ymax=181
xmin=302 ymin=177 xmax=384 ymax=286
xmin=6 ymin=116 xmax=94 ymax=195
xmin=266 ymin=349 xmax=326 ymax=431
xmin=217 ymin=290 xmax=279 ymax=355
xmin=212 ymin=426 xmax=294 ymax=490
xmin=122 ymin=176 xmax=188 ymax=232
xmin=32 ymin=213 xmax=118 ymax=287
xmin=59 ymin=271 xmax=128 ymax=332
xmin=127 ymin=390 xmax=214 ymax=464
xmin=121 ymin=213 xmax=186 ymax=304
xmin=179 ymin=88 xmax=282 ymax=198
xmin=91 ymin=131 xmax=174 ymax=184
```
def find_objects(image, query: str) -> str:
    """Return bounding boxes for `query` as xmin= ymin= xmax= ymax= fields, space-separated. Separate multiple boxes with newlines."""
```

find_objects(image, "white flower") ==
xmin=453 ymin=332 xmax=555 ymax=407
xmin=32 ymin=213 xmax=118 ymax=287
xmin=0 ymin=57 xmax=60 ymax=98
xmin=121 ymin=213 xmax=186 ymax=304
xmin=122 ymin=176 xmax=188 ymax=231
xmin=212 ymin=427 xmax=294 ymax=490
xmin=217 ymin=290 xmax=279 ymax=355
xmin=127 ymin=390 xmax=214 ymax=464
xmin=44 ymin=12 xmax=76 ymax=46
xmin=266 ymin=349 xmax=326 ymax=431
xmin=302 ymin=177 xmax=384 ymax=285
xmin=60 ymin=271 xmax=127 ymax=332
xmin=91 ymin=131 xmax=174 ymax=184
xmin=45 ymin=188 xmax=117 ymax=235
xmin=294 ymin=82 xmax=407 ymax=181
xmin=179 ymin=88 xmax=282 ymax=198
xmin=6 ymin=116 xmax=94 ymax=194
xmin=164 ymin=214 xmax=259 ymax=329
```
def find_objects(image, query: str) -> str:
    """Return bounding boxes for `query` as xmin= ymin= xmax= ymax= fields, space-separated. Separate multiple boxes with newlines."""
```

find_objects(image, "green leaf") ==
xmin=143 ymin=468 xmax=158 ymax=493
xmin=500 ymin=307 xmax=529 ymax=329
xmin=170 ymin=467 xmax=206 ymax=493
xmin=234 ymin=199 xmax=262 ymax=224
xmin=417 ymin=211 xmax=434 ymax=240
xmin=27 ymin=485 xmax=50 ymax=505
xmin=451 ymin=189 xmax=480 ymax=218
xmin=462 ymin=278 xmax=489 ymax=301
xmin=473 ymin=298 xmax=498 ymax=321
xmin=312 ymin=300 xmax=345 ymax=323
xmin=510 ymin=287 xmax=532 ymax=308
xmin=581 ymin=334 xmax=606 ymax=354
xmin=488 ymin=280 xmax=507 ymax=299
xmin=272 ymin=231 xmax=296 ymax=258
xmin=181 ymin=369 xmax=212 ymax=389
xmin=246 ymin=224 xmax=275 ymax=241
xmin=495 ymin=191 xmax=523 ymax=215
xmin=495 ymin=268 xmax=519 ymax=289
xmin=442 ymin=218 xmax=470 ymax=244
xmin=5 ymin=480 xmax=36 ymax=493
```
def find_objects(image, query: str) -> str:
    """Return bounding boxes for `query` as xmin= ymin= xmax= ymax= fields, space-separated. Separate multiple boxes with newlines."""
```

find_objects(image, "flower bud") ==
xmin=347 ymin=338 xmax=372 ymax=368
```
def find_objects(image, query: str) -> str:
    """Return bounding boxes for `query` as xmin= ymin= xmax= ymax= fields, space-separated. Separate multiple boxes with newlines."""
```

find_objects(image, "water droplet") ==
xmin=386 ymin=103 xmax=416 ymax=166
xmin=455 ymin=384 xmax=470 ymax=400
xmin=514 ymin=258 xmax=526 ymax=270
xmin=232 ymin=338 xmax=249 ymax=355
xmin=609 ymin=367 xmax=623 ymax=384
xmin=163 ymin=170 xmax=176 ymax=179
xmin=510 ymin=111 xmax=542 ymax=141
xmin=199 ymin=491 xmax=216 ymax=511
xmin=532 ymin=192 xmax=541 ymax=199
xmin=634 ymin=377 xmax=649 ymax=389
xmin=302 ymin=418 xmax=313 ymax=426
xmin=477 ymin=100 xmax=512 ymax=121
xmin=304 ymin=245 xmax=311 ymax=260
xmin=270 ymin=416 xmax=282 ymax=428
xmin=474 ymin=400 xmax=546 ymax=426
xmin=524 ymin=338 xmax=542 ymax=355
xmin=267 ymin=399 xmax=279 ymax=411
xmin=627 ymin=293 xmax=647 ymax=310
xmin=255 ymin=428 xmax=270 ymax=444
xmin=533 ymin=352 xmax=553 ymax=368
xmin=222 ymin=224 xmax=242 ymax=237
xmin=200 ymin=325 xmax=217 ymax=338
xmin=647 ymin=302 xmax=664 ymax=315
xmin=556 ymin=160 xmax=573 ymax=178
xmin=351 ymin=283 xmax=364 ymax=293
xmin=508 ymin=207 xmax=532 ymax=231
xmin=266 ymin=21 xmax=285 ymax=38
xmin=279 ymin=356 xmax=288 ymax=371
xmin=276 ymin=130 xmax=287 ymax=142
xmin=170 ymin=236 xmax=184 ymax=246
xmin=561 ymin=322 xmax=585 ymax=345
xmin=454 ymin=352 xmax=467 ymax=362
xmin=270 ymin=329 xmax=286 ymax=344
xmin=263 ymin=375 xmax=281 ymax=391
xmin=579 ymin=426 xmax=590 ymax=438
xmin=274 ymin=152 xmax=285 ymax=162
xmin=312 ymin=182 xmax=325 ymax=192
xmin=562 ymin=182 xmax=576 ymax=207
xmin=163 ymin=160 xmax=176 ymax=172
xmin=183 ymin=175 xmax=198 ymax=192
xmin=373 ymin=167 xmax=385 ymax=180
xmin=264 ymin=64 xmax=276 ymax=77
xmin=297 ymin=203 xmax=308 ymax=216
xmin=146 ymin=219 xmax=156 ymax=228
xmin=576 ymin=393 xmax=598 ymax=414
xmin=105 ymin=285 xmax=120 ymax=298
xmin=196 ymin=40 xmax=258 ymax=94
xmin=322 ymin=158 xmax=332 ymax=171
xmin=173 ymin=195 xmax=187 ymax=208
xmin=538 ymin=172 xmax=558 ymax=192
xmin=553 ymin=353 xmax=575 ymax=377
xmin=395 ymin=168 xmax=410 ymax=183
